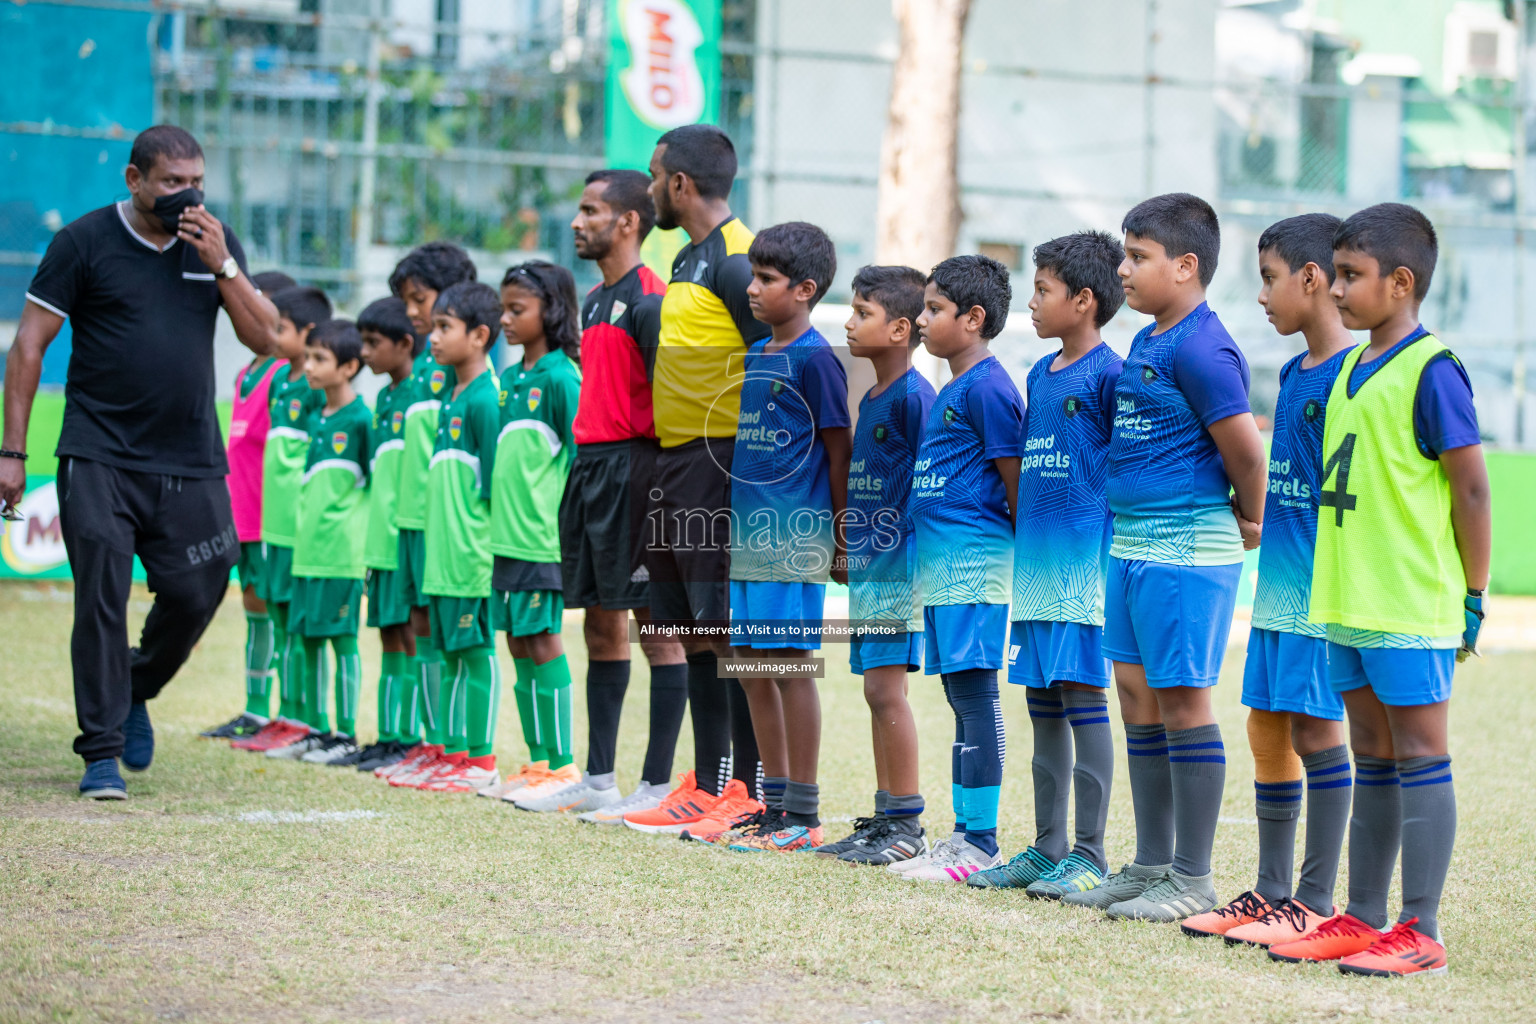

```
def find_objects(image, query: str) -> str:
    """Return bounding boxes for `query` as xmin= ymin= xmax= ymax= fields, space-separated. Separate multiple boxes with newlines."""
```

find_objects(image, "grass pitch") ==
xmin=2 ymin=581 xmax=1534 ymax=1023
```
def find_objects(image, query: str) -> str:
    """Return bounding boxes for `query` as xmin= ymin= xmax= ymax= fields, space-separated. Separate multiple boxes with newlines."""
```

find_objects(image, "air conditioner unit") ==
xmin=1442 ymin=1 xmax=1517 ymax=90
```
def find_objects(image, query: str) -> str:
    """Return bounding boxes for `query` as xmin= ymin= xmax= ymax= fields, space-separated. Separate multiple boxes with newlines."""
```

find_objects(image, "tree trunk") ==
xmin=875 ymin=0 xmax=974 ymax=273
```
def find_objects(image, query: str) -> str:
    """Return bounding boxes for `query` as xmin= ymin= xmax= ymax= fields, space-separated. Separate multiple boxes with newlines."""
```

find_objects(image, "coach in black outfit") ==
xmin=0 ymin=126 xmax=279 ymax=798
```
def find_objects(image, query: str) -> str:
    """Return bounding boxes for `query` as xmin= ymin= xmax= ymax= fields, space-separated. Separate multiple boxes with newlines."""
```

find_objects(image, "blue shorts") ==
xmin=729 ymin=580 xmax=825 ymax=650
xmin=1103 ymin=557 xmax=1242 ymax=689
xmin=1327 ymin=641 xmax=1455 ymax=707
xmin=1007 ymin=620 xmax=1110 ymax=689
xmin=850 ymin=631 xmax=922 ymax=675
xmin=923 ymin=604 xmax=1008 ymax=675
xmin=1241 ymin=628 xmax=1343 ymax=720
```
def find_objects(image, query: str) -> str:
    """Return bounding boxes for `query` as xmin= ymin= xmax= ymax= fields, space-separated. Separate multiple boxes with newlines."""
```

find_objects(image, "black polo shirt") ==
xmin=26 ymin=202 xmax=251 ymax=478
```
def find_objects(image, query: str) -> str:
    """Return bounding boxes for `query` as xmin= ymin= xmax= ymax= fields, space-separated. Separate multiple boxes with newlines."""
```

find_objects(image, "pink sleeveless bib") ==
xmin=227 ymin=358 xmax=284 ymax=542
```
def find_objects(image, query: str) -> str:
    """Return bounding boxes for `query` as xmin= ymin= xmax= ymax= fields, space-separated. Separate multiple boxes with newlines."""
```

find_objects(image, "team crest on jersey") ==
xmin=771 ymin=381 xmax=785 ymax=395
xmin=1141 ymin=366 xmax=1157 ymax=383
xmin=331 ymin=431 xmax=347 ymax=455
xmin=527 ymin=387 xmax=542 ymax=412
xmin=391 ymin=410 xmax=404 ymax=433
xmin=610 ymin=300 xmax=628 ymax=323
xmin=498 ymin=390 xmax=507 ymax=408
xmin=874 ymin=424 xmax=888 ymax=443
xmin=1063 ymin=396 xmax=1083 ymax=417
xmin=429 ymin=369 xmax=447 ymax=394
xmin=1303 ymin=399 xmax=1321 ymax=422
xmin=449 ymin=416 xmax=463 ymax=441
xmin=943 ymin=407 xmax=957 ymax=424
xmin=287 ymin=398 xmax=302 ymax=421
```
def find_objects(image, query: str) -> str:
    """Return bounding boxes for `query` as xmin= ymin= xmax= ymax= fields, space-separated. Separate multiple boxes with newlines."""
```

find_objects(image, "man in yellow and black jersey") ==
xmin=624 ymin=125 xmax=767 ymax=829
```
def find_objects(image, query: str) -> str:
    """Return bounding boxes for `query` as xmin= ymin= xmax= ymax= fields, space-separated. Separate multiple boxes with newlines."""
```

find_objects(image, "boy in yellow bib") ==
xmin=1268 ymin=204 xmax=1489 ymax=978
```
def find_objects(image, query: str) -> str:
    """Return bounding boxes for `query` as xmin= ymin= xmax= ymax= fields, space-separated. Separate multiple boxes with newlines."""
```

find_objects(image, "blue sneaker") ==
xmin=1025 ymin=850 xmax=1106 ymax=900
xmin=79 ymin=758 xmax=127 ymax=800
xmin=965 ymin=845 xmax=1058 ymax=889
xmin=123 ymin=702 xmax=154 ymax=772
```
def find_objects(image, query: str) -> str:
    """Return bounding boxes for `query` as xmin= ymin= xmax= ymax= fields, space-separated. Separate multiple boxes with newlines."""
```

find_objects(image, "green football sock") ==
xmin=442 ymin=649 xmax=468 ymax=756
xmin=417 ymin=635 xmax=444 ymax=746
xmin=243 ymin=611 xmax=275 ymax=718
xmin=398 ymin=649 xmax=422 ymax=744
xmin=332 ymin=633 xmax=360 ymax=738
xmin=275 ymin=605 xmax=300 ymax=720
xmin=377 ymin=650 xmax=405 ymax=742
xmin=533 ymin=653 xmax=574 ymax=770
xmin=301 ymin=635 xmax=331 ymax=733
xmin=512 ymin=656 xmax=546 ymax=763
xmin=463 ymin=647 xmax=501 ymax=759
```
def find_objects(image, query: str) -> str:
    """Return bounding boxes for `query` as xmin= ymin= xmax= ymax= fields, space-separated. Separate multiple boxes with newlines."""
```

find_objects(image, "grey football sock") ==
xmin=1344 ymin=755 xmax=1401 ymax=929
xmin=1063 ymin=688 xmax=1112 ymax=872
xmin=1027 ymin=688 xmax=1072 ymax=862
xmin=1254 ymin=776 xmax=1302 ymax=903
xmin=783 ymin=780 xmax=820 ymax=828
xmin=885 ymin=791 xmax=924 ymax=830
xmin=874 ymin=789 xmax=889 ymax=816
xmin=1397 ymin=755 xmax=1455 ymax=940
xmin=1167 ymin=724 xmax=1226 ymax=878
xmin=1294 ymin=745 xmax=1351 ymax=915
xmin=1125 ymin=723 xmax=1174 ymax=866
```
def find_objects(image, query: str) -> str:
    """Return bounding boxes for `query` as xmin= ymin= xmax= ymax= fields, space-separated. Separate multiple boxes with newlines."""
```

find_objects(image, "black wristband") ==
xmin=0 ymin=448 xmax=26 ymax=461
xmin=1467 ymin=587 xmax=1485 ymax=597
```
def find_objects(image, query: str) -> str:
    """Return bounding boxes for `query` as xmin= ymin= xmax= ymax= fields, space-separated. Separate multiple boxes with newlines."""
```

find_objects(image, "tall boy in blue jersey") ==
xmin=901 ymin=255 xmax=1024 ymax=883
xmin=723 ymin=222 xmax=851 ymax=853
xmin=1269 ymin=204 xmax=1488 ymax=977
xmin=1063 ymin=194 xmax=1268 ymax=922
xmin=1183 ymin=214 xmax=1356 ymax=945
xmin=968 ymin=231 xmax=1124 ymax=897
xmin=815 ymin=265 xmax=937 ymax=866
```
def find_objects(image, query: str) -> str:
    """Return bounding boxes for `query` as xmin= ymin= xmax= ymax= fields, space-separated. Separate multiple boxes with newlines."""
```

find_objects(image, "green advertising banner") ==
xmin=605 ymin=0 xmax=722 ymax=274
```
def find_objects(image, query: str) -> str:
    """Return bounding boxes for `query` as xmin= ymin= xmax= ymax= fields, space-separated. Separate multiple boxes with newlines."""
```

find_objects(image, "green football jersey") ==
xmin=395 ymin=350 xmax=456 ymax=532
xmin=423 ymin=371 xmax=501 ymax=598
xmin=293 ymin=396 xmax=372 ymax=580
xmin=261 ymin=366 xmax=324 ymax=547
xmin=364 ymin=378 xmax=411 ymax=571
xmin=490 ymin=350 xmax=581 ymax=562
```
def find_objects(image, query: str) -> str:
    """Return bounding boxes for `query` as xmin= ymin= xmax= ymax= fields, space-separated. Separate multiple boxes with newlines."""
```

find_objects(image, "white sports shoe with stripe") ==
xmin=1105 ymin=869 xmax=1219 ymax=922
xmin=902 ymin=837 xmax=1002 ymax=883
xmin=575 ymin=782 xmax=669 ymax=824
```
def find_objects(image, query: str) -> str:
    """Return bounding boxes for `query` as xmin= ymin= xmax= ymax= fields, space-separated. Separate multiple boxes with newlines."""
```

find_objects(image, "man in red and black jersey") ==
xmin=557 ymin=170 xmax=690 ymax=819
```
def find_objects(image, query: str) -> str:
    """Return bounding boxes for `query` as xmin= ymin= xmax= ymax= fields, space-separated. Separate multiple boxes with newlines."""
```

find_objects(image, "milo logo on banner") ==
xmin=620 ymin=0 xmax=708 ymax=128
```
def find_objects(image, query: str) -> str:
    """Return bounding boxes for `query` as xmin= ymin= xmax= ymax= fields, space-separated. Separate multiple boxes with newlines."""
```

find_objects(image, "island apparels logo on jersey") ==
xmin=331 ymin=430 xmax=348 ymax=455
xmin=448 ymin=415 xmax=463 ymax=441
xmin=527 ymin=387 xmax=543 ymax=412
xmin=429 ymin=369 xmax=447 ymax=395
xmin=1063 ymin=395 xmax=1083 ymax=417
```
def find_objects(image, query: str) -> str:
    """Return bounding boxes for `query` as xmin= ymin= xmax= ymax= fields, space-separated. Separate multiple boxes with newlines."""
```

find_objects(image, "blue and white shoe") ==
xmin=1025 ymin=851 xmax=1107 ymax=900
xmin=80 ymin=758 xmax=127 ymax=800
xmin=123 ymin=702 xmax=154 ymax=772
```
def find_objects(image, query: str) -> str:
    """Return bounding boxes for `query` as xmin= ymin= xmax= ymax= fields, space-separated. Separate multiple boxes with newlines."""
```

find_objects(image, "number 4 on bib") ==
xmin=1319 ymin=432 xmax=1358 ymax=526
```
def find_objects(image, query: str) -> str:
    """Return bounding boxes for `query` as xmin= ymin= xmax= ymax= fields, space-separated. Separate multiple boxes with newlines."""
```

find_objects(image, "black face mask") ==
xmin=151 ymin=187 xmax=204 ymax=234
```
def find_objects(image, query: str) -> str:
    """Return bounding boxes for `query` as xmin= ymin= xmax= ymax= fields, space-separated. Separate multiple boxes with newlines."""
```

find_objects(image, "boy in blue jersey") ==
xmin=1183 ymin=214 xmax=1356 ymax=945
xmin=1062 ymin=194 xmax=1268 ymax=922
xmin=1269 ymin=204 xmax=1488 ymax=977
xmin=814 ymin=264 xmax=937 ymax=866
xmin=967 ymin=231 xmax=1125 ymax=898
xmin=901 ymin=255 xmax=1024 ymax=883
xmin=721 ymin=222 xmax=851 ymax=853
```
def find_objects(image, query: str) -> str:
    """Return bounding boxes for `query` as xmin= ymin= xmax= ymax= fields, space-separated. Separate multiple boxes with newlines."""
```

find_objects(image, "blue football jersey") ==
xmin=1011 ymin=344 xmax=1123 ymax=625
xmin=847 ymin=367 xmax=937 ymax=627
xmin=729 ymin=329 xmax=850 ymax=582
xmin=1106 ymin=303 xmax=1251 ymax=566
xmin=910 ymin=357 xmax=1025 ymax=606
xmin=1252 ymin=347 xmax=1354 ymax=636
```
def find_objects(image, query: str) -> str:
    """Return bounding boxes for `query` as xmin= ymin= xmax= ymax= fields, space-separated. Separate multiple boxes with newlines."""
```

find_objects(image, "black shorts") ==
xmin=560 ymin=439 xmax=657 ymax=610
xmin=645 ymin=436 xmax=733 ymax=631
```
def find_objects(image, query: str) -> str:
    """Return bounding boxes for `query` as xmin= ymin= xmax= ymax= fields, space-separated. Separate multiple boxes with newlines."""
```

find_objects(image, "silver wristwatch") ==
xmin=219 ymin=256 xmax=240 ymax=280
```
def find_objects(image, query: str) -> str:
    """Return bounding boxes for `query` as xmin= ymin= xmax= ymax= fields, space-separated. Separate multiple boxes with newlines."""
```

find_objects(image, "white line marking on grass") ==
xmin=234 ymin=809 xmax=386 ymax=825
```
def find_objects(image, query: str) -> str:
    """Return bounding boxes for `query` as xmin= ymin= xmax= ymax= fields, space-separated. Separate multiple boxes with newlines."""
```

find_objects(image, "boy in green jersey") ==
xmin=267 ymin=319 xmax=372 ymax=764
xmin=344 ymin=297 xmax=422 ymax=772
xmin=1268 ymin=204 xmax=1490 ymax=978
xmin=484 ymin=262 xmax=584 ymax=809
xmin=375 ymin=243 xmax=479 ymax=784
xmin=237 ymin=286 xmax=332 ymax=753
xmin=391 ymin=281 xmax=505 ymax=795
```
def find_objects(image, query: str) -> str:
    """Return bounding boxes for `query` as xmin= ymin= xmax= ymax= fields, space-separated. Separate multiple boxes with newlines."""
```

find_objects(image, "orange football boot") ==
xmin=1268 ymin=912 xmax=1383 ymax=963
xmin=1337 ymin=919 xmax=1448 ymax=978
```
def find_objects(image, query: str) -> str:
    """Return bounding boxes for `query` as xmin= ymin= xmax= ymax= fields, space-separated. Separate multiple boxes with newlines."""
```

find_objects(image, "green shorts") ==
xmin=398 ymin=529 xmax=428 ymax=610
xmin=257 ymin=543 xmax=296 ymax=605
xmin=492 ymin=588 xmax=564 ymax=638
xmin=237 ymin=541 xmax=266 ymax=593
xmin=366 ymin=568 xmax=413 ymax=629
xmin=288 ymin=576 xmax=364 ymax=638
xmin=428 ymin=595 xmax=493 ymax=652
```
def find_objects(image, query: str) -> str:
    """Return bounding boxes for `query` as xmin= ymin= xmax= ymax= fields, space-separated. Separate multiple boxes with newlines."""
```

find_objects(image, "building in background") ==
xmin=2 ymin=0 xmax=1533 ymax=444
